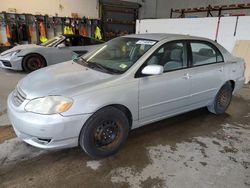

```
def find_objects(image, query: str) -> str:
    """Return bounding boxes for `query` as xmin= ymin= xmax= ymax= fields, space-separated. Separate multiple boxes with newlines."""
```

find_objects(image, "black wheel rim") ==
xmin=27 ymin=57 xmax=43 ymax=71
xmin=94 ymin=120 xmax=121 ymax=148
xmin=218 ymin=89 xmax=231 ymax=109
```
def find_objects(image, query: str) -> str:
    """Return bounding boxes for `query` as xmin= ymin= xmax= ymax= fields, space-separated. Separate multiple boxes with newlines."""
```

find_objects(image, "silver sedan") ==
xmin=8 ymin=34 xmax=245 ymax=158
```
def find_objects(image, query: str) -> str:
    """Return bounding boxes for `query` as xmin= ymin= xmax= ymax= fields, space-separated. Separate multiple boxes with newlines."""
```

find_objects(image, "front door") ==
xmin=138 ymin=41 xmax=192 ymax=124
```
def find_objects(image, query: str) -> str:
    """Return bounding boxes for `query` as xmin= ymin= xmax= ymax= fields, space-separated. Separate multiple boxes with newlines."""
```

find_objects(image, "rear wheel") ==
xmin=23 ymin=54 xmax=46 ymax=72
xmin=207 ymin=82 xmax=233 ymax=114
xmin=79 ymin=107 xmax=130 ymax=158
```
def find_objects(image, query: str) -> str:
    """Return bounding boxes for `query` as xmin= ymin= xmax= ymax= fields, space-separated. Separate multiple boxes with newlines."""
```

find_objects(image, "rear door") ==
xmin=138 ymin=41 xmax=193 ymax=124
xmin=188 ymin=41 xmax=225 ymax=107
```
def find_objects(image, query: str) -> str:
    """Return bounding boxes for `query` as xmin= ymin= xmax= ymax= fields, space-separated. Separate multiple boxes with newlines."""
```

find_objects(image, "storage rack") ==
xmin=0 ymin=11 xmax=100 ymax=47
xmin=1 ymin=12 xmax=33 ymax=43
xmin=170 ymin=3 xmax=250 ymax=18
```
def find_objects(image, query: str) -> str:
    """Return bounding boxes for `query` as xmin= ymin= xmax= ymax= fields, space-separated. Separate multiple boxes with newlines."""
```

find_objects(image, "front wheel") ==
xmin=79 ymin=107 xmax=130 ymax=158
xmin=23 ymin=54 xmax=46 ymax=72
xmin=207 ymin=82 xmax=233 ymax=114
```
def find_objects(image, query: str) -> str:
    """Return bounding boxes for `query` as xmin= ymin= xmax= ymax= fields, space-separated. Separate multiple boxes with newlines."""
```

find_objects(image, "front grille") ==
xmin=2 ymin=61 xmax=12 ymax=67
xmin=12 ymin=86 xmax=27 ymax=106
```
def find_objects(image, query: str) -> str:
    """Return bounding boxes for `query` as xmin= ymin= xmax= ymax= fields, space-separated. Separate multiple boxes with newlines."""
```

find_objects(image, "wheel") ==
xmin=207 ymin=82 xmax=233 ymax=114
xmin=23 ymin=54 xmax=46 ymax=72
xmin=79 ymin=107 xmax=130 ymax=158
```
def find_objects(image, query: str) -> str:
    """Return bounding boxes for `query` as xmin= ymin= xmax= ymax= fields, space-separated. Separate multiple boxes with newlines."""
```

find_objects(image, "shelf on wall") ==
xmin=170 ymin=3 xmax=250 ymax=18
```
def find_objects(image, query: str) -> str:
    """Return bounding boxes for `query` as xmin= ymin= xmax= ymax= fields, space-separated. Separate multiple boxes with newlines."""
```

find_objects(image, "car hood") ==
xmin=1 ymin=44 xmax=42 ymax=56
xmin=18 ymin=61 xmax=115 ymax=99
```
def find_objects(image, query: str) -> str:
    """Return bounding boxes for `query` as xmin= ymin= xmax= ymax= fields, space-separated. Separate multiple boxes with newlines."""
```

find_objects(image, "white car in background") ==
xmin=0 ymin=34 xmax=103 ymax=72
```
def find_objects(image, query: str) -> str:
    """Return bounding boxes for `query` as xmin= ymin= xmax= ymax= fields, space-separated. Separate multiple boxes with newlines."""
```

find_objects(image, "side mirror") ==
xmin=57 ymin=43 xmax=66 ymax=48
xmin=141 ymin=65 xmax=164 ymax=75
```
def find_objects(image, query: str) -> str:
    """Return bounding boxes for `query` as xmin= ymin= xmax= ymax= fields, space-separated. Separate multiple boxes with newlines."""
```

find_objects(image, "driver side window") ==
xmin=146 ymin=42 xmax=187 ymax=72
xmin=64 ymin=37 xmax=73 ymax=47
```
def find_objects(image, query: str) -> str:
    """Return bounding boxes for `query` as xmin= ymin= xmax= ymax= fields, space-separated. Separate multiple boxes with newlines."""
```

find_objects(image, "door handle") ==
xmin=182 ymin=73 xmax=192 ymax=79
xmin=219 ymin=67 xmax=224 ymax=72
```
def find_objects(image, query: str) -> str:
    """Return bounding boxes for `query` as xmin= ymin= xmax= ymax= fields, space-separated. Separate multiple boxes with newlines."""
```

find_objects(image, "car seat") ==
xmin=164 ymin=48 xmax=183 ymax=71
xmin=198 ymin=48 xmax=214 ymax=57
xmin=147 ymin=56 xmax=159 ymax=65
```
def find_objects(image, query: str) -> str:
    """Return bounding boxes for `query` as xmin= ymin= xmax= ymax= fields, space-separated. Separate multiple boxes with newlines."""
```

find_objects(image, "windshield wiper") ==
xmin=74 ymin=57 xmax=89 ymax=66
xmin=75 ymin=58 xmax=122 ymax=75
xmin=88 ymin=62 xmax=114 ymax=74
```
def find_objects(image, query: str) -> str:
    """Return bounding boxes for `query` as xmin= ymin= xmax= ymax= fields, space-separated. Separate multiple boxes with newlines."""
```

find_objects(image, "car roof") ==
xmin=125 ymin=33 xmax=230 ymax=57
xmin=125 ymin=33 xmax=215 ymax=42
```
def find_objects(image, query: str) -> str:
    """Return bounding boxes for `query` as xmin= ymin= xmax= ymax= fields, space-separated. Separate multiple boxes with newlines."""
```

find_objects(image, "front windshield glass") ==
xmin=40 ymin=36 xmax=64 ymax=47
xmin=80 ymin=37 xmax=157 ymax=74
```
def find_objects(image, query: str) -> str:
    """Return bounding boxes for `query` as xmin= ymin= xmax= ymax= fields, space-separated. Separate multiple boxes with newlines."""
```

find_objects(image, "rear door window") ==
xmin=190 ymin=42 xmax=223 ymax=67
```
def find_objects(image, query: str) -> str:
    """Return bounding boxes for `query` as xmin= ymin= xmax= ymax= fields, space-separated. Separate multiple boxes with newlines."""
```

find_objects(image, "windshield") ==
xmin=40 ymin=36 xmax=64 ymax=47
xmin=79 ymin=37 xmax=157 ymax=74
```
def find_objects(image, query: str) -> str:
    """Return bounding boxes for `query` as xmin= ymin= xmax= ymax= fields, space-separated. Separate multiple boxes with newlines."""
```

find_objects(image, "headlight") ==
xmin=2 ymin=50 xmax=21 ymax=58
xmin=25 ymin=96 xmax=73 ymax=115
xmin=11 ymin=50 xmax=21 ymax=57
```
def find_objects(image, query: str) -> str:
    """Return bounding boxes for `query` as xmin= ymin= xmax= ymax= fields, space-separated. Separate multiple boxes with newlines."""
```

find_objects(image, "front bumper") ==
xmin=0 ymin=56 xmax=23 ymax=70
xmin=7 ymin=92 xmax=92 ymax=149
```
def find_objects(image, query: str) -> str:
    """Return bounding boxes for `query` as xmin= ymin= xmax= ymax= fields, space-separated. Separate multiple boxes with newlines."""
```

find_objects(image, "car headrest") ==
xmin=199 ymin=48 xmax=214 ymax=57
xmin=147 ymin=56 xmax=158 ymax=65
xmin=170 ymin=49 xmax=183 ymax=61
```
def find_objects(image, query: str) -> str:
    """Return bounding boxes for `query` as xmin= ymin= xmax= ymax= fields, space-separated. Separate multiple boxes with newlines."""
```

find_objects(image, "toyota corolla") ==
xmin=7 ymin=34 xmax=245 ymax=158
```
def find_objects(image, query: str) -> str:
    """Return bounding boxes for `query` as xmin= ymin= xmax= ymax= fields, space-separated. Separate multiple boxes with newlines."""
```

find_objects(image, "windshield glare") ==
xmin=40 ymin=36 xmax=64 ymax=47
xmin=82 ymin=37 xmax=157 ymax=74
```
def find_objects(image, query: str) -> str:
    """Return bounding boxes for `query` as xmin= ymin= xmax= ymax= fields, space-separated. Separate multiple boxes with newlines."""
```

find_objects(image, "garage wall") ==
xmin=124 ymin=0 xmax=157 ymax=19
xmin=1 ymin=0 xmax=249 ymax=19
xmin=0 ymin=0 xmax=99 ymax=18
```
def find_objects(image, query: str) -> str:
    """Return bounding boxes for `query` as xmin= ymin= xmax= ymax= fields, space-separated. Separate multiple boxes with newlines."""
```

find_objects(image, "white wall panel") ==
xmin=137 ymin=16 xmax=250 ymax=52
xmin=217 ymin=17 xmax=237 ymax=52
xmin=236 ymin=16 xmax=250 ymax=39
xmin=136 ymin=17 xmax=218 ymax=40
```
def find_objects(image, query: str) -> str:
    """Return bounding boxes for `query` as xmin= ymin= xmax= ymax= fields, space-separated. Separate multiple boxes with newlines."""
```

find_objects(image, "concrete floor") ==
xmin=0 ymin=68 xmax=250 ymax=188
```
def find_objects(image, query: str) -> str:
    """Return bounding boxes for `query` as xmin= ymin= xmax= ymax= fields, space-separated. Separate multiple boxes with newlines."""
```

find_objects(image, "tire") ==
xmin=23 ymin=54 xmax=46 ymax=72
xmin=207 ymin=82 xmax=233 ymax=114
xmin=79 ymin=107 xmax=130 ymax=158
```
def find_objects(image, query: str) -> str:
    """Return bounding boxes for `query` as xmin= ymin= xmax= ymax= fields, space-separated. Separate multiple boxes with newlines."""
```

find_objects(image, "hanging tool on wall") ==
xmin=17 ymin=16 xmax=29 ymax=42
xmin=234 ymin=16 xmax=239 ymax=37
xmin=215 ymin=16 xmax=221 ymax=42
xmin=63 ymin=18 xmax=73 ymax=34
xmin=39 ymin=21 xmax=48 ymax=43
xmin=80 ymin=17 xmax=88 ymax=36
xmin=7 ymin=17 xmax=18 ymax=45
xmin=72 ymin=19 xmax=80 ymax=35
xmin=94 ymin=25 xmax=102 ymax=40
xmin=94 ymin=20 xmax=103 ymax=40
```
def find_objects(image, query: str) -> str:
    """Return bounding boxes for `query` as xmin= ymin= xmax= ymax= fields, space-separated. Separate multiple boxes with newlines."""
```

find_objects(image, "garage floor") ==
xmin=0 ymin=68 xmax=250 ymax=188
